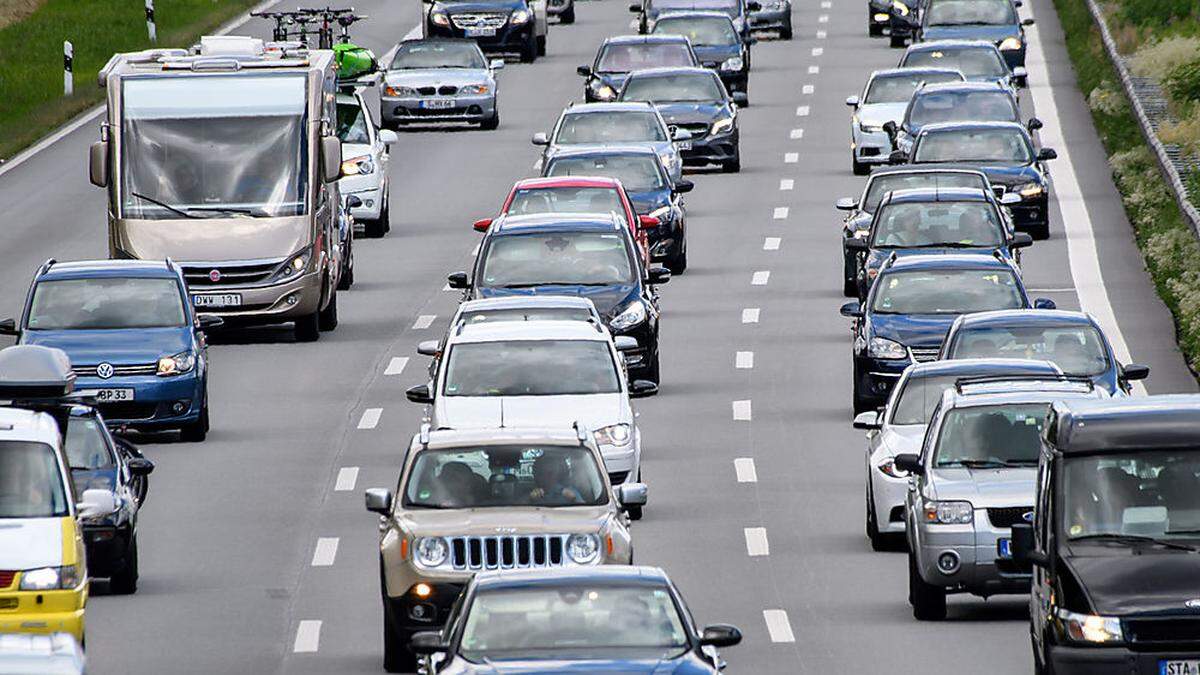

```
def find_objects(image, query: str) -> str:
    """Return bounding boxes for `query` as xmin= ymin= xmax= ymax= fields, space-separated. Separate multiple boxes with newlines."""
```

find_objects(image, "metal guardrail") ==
xmin=1081 ymin=0 xmax=1200 ymax=238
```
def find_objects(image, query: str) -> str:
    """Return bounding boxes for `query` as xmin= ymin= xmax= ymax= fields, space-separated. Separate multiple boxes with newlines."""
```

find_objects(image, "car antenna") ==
xmin=499 ymin=400 xmax=506 ymax=429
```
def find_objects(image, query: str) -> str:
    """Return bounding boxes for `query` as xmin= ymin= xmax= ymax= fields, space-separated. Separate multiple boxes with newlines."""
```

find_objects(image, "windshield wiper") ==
xmin=499 ymin=281 xmax=614 ymax=288
xmin=130 ymin=192 xmax=199 ymax=219
xmin=1070 ymin=533 xmax=1198 ymax=552
xmin=186 ymin=206 xmax=263 ymax=217
xmin=940 ymin=459 xmax=1005 ymax=469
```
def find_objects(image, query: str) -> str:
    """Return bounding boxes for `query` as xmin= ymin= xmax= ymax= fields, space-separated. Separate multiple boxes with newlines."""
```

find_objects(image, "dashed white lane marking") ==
xmin=819 ymin=13 xmax=828 ymax=22
xmin=779 ymin=179 xmax=794 ymax=191
xmin=734 ymin=457 xmax=758 ymax=482
xmin=764 ymin=237 xmax=781 ymax=251
xmin=802 ymin=84 xmax=815 ymax=95
xmin=817 ymin=29 xmax=827 ymax=39
xmin=384 ymin=357 xmax=410 ymax=376
xmin=751 ymin=271 xmax=770 ymax=285
xmin=742 ymin=308 xmax=761 ymax=323
xmin=784 ymin=152 xmax=799 ymax=163
xmin=293 ymin=621 xmax=322 ymax=653
xmin=732 ymin=400 xmax=753 ymax=421
xmin=744 ymin=527 xmax=770 ymax=556
xmin=820 ymin=0 xmax=831 ymax=7
xmin=790 ymin=128 xmax=804 ymax=139
xmin=812 ymin=47 xmax=824 ymax=56
xmin=773 ymin=207 xmax=789 ymax=219
xmin=736 ymin=351 xmax=755 ymax=369
xmin=796 ymin=105 xmax=810 ymax=116
xmin=412 ymin=314 xmax=436 ymax=330
xmin=763 ymin=610 xmax=796 ymax=642
xmin=807 ymin=65 xmax=819 ymax=74
xmin=311 ymin=538 xmax=339 ymax=567
xmin=357 ymin=408 xmax=383 ymax=430
xmin=334 ymin=467 xmax=359 ymax=492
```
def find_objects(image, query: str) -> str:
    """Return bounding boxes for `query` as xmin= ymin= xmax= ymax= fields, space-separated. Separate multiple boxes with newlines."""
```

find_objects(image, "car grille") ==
xmin=450 ymin=12 xmax=508 ymax=29
xmin=74 ymin=363 xmax=158 ymax=377
xmin=448 ymin=535 xmax=567 ymax=570
xmin=987 ymin=506 xmax=1034 ymax=529
xmin=181 ymin=260 xmax=280 ymax=287
xmin=0 ymin=571 xmax=14 ymax=589
xmin=673 ymin=122 xmax=709 ymax=137
xmin=608 ymin=470 xmax=629 ymax=485
xmin=909 ymin=346 xmax=941 ymax=363
xmin=1126 ymin=618 xmax=1200 ymax=647
xmin=415 ymin=85 xmax=460 ymax=96
xmin=96 ymin=402 xmax=159 ymax=421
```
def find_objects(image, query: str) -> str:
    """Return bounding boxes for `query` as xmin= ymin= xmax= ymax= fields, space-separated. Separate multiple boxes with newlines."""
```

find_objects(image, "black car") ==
xmin=633 ymin=0 xmax=759 ymax=43
xmin=872 ymin=0 xmax=928 ymax=46
xmin=448 ymin=213 xmax=669 ymax=383
xmin=886 ymin=80 xmax=1040 ymax=157
xmin=916 ymin=0 xmax=1034 ymax=72
xmin=578 ymin=35 xmax=700 ymax=103
xmin=1012 ymin=395 xmax=1200 ymax=675
xmin=651 ymin=11 xmax=751 ymax=100
xmin=618 ymin=66 xmax=743 ymax=171
xmin=426 ymin=0 xmax=543 ymax=62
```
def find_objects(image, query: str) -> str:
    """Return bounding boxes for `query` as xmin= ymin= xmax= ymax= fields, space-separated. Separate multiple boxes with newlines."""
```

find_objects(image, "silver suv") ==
xmin=895 ymin=375 xmax=1106 ymax=620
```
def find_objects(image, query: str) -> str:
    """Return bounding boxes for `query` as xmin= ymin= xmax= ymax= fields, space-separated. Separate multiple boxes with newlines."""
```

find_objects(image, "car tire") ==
xmin=382 ymin=598 xmax=415 ymax=673
xmin=722 ymin=149 xmax=741 ymax=173
xmin=338 ymin=236 xmax=354 ymax=290
xmin=843 ymin=251 xmax=858 ymax=297
xmin=852 ymin=364 xmax=874 ymax=415
xmin=537 ymin=34 xmax=547 ymax=56
xmin=866 ymin=482 xmax=887 ymax=552
xmin=890 ymin=34 xmax=906 ymax=48
xmin=852 ymin=154 xmax=871 ymax=176
xmin=908 ymin=551 xmax=947 ymax=620
xmin=666 ymin=241 xmax=687 ymax=275
xmin=318 ymin=290 xmax=338 ymax=332
xmin=644 ymin=347 xmax=661 ymax=385
xmin=295 ymin=311 xmax=321 ymax=342
xmin=179 ymin=401 xmax=209 ymax=443
xmin=109 ymin=534 xmax=139 ymax=595
xmin=627 ymin=470 xmax=644 ymax=520
xmin=481 ymin=108 xmax=500 ymax=131
xmin=363 ymin=210 xmax=387 ymax=239
xmin=780 ymin=18 xmax=793 ymax=40
xmin=521 ymin=32 xmax=537 ymax=62
xmin=560 ymin=3 xmax=575 ymax=23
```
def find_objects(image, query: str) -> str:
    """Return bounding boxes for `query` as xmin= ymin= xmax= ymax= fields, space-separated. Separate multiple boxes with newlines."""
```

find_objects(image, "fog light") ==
xmin=171 ymin=400 xmax=188 ymax=414
xmin=286 ymin=293 xmax=299 ymax=305
xmin=364 ymin=200 xmax=374 ymax=208
xmin=414 ymin=583 xmax=433 ymax=598
xmin=937 ymin=551 xmax=960 ymax=575
xmin=409 ymin=603 xmax=435 ymax=621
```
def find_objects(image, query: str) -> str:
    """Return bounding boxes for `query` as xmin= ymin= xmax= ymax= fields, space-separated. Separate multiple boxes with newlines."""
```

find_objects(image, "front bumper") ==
xmin=912 ymin=518 xmax=1030 ymax=597
xmin=1047 ymin=645 xmax=1196 ymax=675
xmin=0 ymin=588 xmax=86 ymax=641
xmin=1006 ymin=193 xmax=1049 ymax=231
xmin=75 ymin=372 xmax=204 ymax=429
xmin=384 ymin=581 xmax=466 ymax=633
xmin=82 ymin=524 xmax=135 ymax=578
xmin=428 ymin=21 xmax=533 ymax=53
xmin=749 ymin=4 xmax=790 ymax=29
xmin=854 ymin=355 xmax=908 ymax=409
xmin=189 ymin=270 xmax=324 ymax=324
xmin=680 ymin=128 xmax=739 ymax=165
xmin=381 ymin=93 xmax=497 ymax=125
xmin=868 ymin=465 xmax=908 ymax=535
xmin=852 ymin=127 xmax=892 ymax=164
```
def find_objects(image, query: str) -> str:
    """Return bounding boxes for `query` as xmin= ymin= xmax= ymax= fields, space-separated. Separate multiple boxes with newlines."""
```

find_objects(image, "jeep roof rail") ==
xmin=419 ymin=422 xmax=431 ymax=446
xmin=36 ymin=258 xmax=56 ymax=277
xmin=573 ymin=420 xmax=589 ymax=443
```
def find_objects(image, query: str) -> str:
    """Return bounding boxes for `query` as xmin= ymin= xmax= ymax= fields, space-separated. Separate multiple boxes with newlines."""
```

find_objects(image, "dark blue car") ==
xmin=0 ymin=259 xmax=221 ymax=441
xmin=449 ymin=213 xmax=670 ymax=382
xmin=939 ymin=309 xmax=1150 ymax=395
xmin=651 ymin=11 xmax=752 ymax=99
xmin=618 ymin=66 xmax=743 ymax=172
xmin=916 ymin=0 xmax=1034 ymax=72
xmin=888 ymin=80 xmax=1037 ymax=157
xmin=578 ymin=35 xmax=699 ymax=103
xmin=840 ymin=252 xmax=1054 ymax=413
xmin=409 ymin=566 xmax=742 ymax=674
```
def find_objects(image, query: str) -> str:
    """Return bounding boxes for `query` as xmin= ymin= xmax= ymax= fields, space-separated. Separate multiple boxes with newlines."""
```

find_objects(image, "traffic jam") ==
xmin=0 ymin=0 xmax=1198 ymax=673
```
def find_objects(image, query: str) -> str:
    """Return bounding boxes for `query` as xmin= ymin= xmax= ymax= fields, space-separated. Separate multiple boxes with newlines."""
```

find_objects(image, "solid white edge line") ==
xmin=732 ymin=400 xmax=752 ymax=421
xmin=334 ymin=467 xmax=359 ymax=492
xmin=744 ymin=527 xmax=769 ymax=556
xmin=734 ymin=457 xmax=758 ymax=482
xmin=763 ymin=610 xmax=796 ymax=642
xmin=384 ymin=357 xmax=410 ymax=376
xmin=311 ymin=537 xmax=339 ymax=567
xmin=293 ymin=620 xmax=322 ymax=653
xmin=736 ymin=351 xmax=754 ymax=368
xmin=358 ymin=408 xmax=383 ymax=430
xmin=742 ymin=308 xmax=761 ymax=323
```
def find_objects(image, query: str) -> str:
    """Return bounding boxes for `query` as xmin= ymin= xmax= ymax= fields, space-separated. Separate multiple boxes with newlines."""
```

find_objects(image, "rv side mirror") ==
xmin=1010 ymin=522 xmax=1047 ymax=567
xmin=893 ymin=453 xmax=924 ymax=475
xmin=365 ymin=488 xmax=393 ymax=515
xmin=322 ymin=136 xmax=343 ymax=183
xmin=0 ymin=318 xmax=17 ymax=336
xmin=1011 ymin=233 xmax=1034 ymax=248
xmin=89 ymin=141 xmax=109 ymax=188
xmin=405 ymin=384 xmax=433 ymax=404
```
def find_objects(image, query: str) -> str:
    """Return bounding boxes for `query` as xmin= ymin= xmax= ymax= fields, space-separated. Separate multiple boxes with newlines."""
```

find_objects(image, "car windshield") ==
xmin=948 ymin=324 xmax=1110 ymax=376
xmin=652 ymin=0 xmax=739 ymax=17
xmin=65 ymin=417 xmax=115 ymax=470
xmin=443 ymin=340 xmax=621 ymax=396
xmin=903 ymin=48 xmax=1008 ymax=78
xmin=28 ymin=278 xmax=186 ymax=330
xmin=864 ymin=72 xmax=963 ymax=104
xmin=891 ymin=374 xmax=961 ymax=425
xmin=933 ymin=403 xmax=1047 ymax=467
xmin=336 ymin=101 xmax=370 ymax=144
xmin=872 ymin=269 xmax=1025 ymax=314
xmin=120 ymin=74 xmax=307 ymax=219
xmin=908 ymin=90 xmax=1018 ymax=126
xmin=460 ymin=307 xmax=595 ymax=324
xmin=863 ymin=172 xmax=987 ymax=212
xmin=597 ymin=44 xmax=695 ymax=72
xmin=1064 ymin=450 xmax=1200 ymax=540
xmin=914 ymin=128 xmax=1033 ymax=163
xmin=546 ymin=155 xmax=667 ymax=193
xmin=404 ymin=445 xmax=608 ymax=508
xmin=390 ymin=41 xmax=486 ymax=69
xmin=0 ymin=441 xmax=69 ymax=519
xmin=460 ymin=585 xmax=689 ymax=657
xmin=652 ymin=16 xmax=738 ymax=45
xmin=480 ymin=232 xmax=636 ymax=287
xmin=555 ymin=111 xmax=669 ymax=144
xmin=622 ymin=72 xmax=724 ymax=103
xmin=927 ymin=0 xmax=1017 ymax=25
xmin=872 ymin=201 xmax=1004 ymax=248
xmin=508 ymin=187 xmax=627 ymax=224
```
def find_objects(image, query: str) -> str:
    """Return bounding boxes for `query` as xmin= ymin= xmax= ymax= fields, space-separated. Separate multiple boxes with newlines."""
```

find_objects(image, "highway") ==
xmin=0 ymin=0 xmax=1196 ymax=672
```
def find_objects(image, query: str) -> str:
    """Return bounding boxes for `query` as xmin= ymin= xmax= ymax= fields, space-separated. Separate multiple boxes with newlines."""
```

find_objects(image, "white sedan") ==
xmin=337 ymin=90 xmax=398 ymax=238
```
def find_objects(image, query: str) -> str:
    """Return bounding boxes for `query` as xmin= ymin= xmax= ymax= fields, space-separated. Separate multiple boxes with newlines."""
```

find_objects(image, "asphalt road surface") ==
xmin=0 ymin=0 xmax=1195 ymax=672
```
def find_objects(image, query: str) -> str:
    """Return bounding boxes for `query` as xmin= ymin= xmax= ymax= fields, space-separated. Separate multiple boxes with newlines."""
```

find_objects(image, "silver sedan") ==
xmin=380 ymin=38 xmax=503 ymax=130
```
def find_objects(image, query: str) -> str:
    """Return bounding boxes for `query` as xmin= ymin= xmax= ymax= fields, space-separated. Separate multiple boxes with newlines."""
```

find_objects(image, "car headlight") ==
xmin=877 ymin=458 xmax=909 ymax=478
xmin=567 ymin=533 xmax=601 ymax=564
xmin=19 ymin=565 xmax=80 ymax=591
xmin=157 ymin=350 xmax=196 ymax=376
xmin=384 ymin=85 xmax=419 ymax=97
xmin=891 ymin=0 xmax=909 ymax=16
xmin=868 ymin=336 xmax=907 ymax=360
xmin=859 ymin=120 xmax=884 ymax=133
xmin=268 ymin=247 xmax=312 ymax=283
xmin=460 ymin=83 xmax=489 ymax=95
xmin=589 ymin=80 xmax=617 ymax=101
xmin=340 ymin=154 xmax=375 ymax=176
xmin=659 ymin=152 xmax=679 ymax=171
xmin=594 ymin=423 xmax=633 ymax=447
xmin=999 ymin=36 xmax=1023 ymax=51
xmin=720 ymin=56 xmax=744 ymax=72
xmin=414 ymin=537 xmax=449 ymax=567
xmin=711 ymin=116 xmax=735 ymax=135
xmin=922 ymin=500 xmax=973 ymax=524
xmin=1013 ymin=182 xmax=1045 ymax=198
xmin=510 ymin=8 xmax=531 ymax=23
xmin=610 ymin=302 xmax=648 ymax=331
xmin=430 ymin=10 xmax=450 ymax=26
xmin=1056 ymin=609 xmax=1123 ymax=644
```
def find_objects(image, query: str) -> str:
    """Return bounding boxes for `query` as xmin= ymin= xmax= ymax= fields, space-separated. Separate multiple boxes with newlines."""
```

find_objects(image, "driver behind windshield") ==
xmin=404 ymin=446 xmax=606 ymax=509
xmin=933 ymin=404 xmax=1045 ymax=467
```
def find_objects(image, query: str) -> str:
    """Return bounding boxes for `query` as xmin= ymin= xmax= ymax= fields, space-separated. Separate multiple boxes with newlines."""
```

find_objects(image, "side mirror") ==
xmin=417 ymin=340 xmax=440 ymax=357
xmin=577 ymin=65 xmax=592 ymax=77
xmin=489 ymin=58 xmax=506 ymax=70
xmin=378 ymin=129 xmax=400 ymax=145
xmin=882 ymin=120 xmax=898 ymax=137
xmin=647 ymin=266 xmax=671 ymax=285
xmin=410 ymin=631 xmax=447 ymax=655
xmin=531 ymin=132 xmax=550 ymax=146
xmin=616 ymin=482 xmax=648 ymax=506
xmin=614 ymin=336 xmax=639 ymax=351
xmin=699 ymin=624 xmax=743 ymax=648
xmin=1000 ymin=192 xmax=1022 ymax=206
xmin=629 ymin=379 xmax=659 ymax=398
xmin=365 ymin=487 xmax=393 ymax=515
xmin=888 ymin=150 xmax=908 ymax=165
xmin=0 ymin=318 xmax=18 ymax=336
xmin=1010 ymin=522 xmax=1048 ymax=567
xmin=197 ymin=314 xmax=225 ymax=330
xmin=628 ymin=2 xmax=640 ymax=11
xmin=126 ymin=457 xmax=155 ymax=477
xmin=747 ymin=1 xmax=762 ymax=10
xmin=835 ymin=197 xmax=857 ymax=211
xmin=447 ymin=271 xmax=469 ymax=289
xmin=322 ymin=135 xmax=343 ymax=183
xmin=731 ymin=91 xmax=749 ymax=108
xmin=472 ymin=217 xmax=493 ymax=232
xmin=1121 ymin=363 xmax=1150 ymax=381
xmin=405 ymin=384 xmax=433 ymax=404
xmin=1034 ymin=297 xmax=1057 ymax=310
xmin=1037 ymin=148 xmax=1058 ymax=161
xmin=637 ymin=214 xmax=660 ymax=230
xmin=845 ymin=237 xmax=869 ymax=252
xmin=853 ymin=411 xmax=881 ymax=430
xmin=76 ymin=489 xmax=119 ymax=520
xmin=345 ymin=195 xmax=364 ymax=209
xmin=893 ymin=453 xmax=924 ymax=475
xmin=674 ymin=179 xmax=694 ymax=194
xmin=839 ymin=301 xmax=863 ymax=318
xmin=1011 ymin=232 xmax=1034 ymax=248
xmin=1012 ymin=66 xmax=1029 ymax=80
xmin=1022 ymin=17 xmax=1035 ymax=26
xmin=845 ymin=95 xmax=860 ymax=107
xmin=1026 ymin=117 xmax=1044 ymax=131
xmin=89 ymin=140 xmax=109 ymax=188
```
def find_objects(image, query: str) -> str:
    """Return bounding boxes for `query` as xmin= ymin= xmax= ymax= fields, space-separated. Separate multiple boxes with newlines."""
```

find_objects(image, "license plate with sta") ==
xmin=1162 ymin=661 xmax=1200 ymax=675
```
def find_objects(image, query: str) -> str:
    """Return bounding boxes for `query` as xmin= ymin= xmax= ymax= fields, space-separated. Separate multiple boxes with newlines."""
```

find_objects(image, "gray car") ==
xmin=894 ymin=375 xmax=1106 ymax=620
xmin=532 ymin=102 xmax=687 ymax=182
xmin=381 ymin=38 xmax=504 ymax=129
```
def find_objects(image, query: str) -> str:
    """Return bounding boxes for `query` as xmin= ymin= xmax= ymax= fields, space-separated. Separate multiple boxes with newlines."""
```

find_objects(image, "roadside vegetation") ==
xmin=1051 ymin=0 xmax=1200 ymax=374
xmin=0 ymin=0 xmax=262 ymax=161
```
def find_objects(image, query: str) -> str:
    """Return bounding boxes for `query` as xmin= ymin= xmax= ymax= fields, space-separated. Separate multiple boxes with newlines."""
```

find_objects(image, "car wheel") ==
xmin=722 ymin=149 xmax=741 ymax=173
xmin=560 ymin=3 xmax=575 ymax=22
xmin=382 ymin=598 xmax=416 ymax=673
xmin=852 ymin=363 xmax=874 ymax=415
xmin=666 ymin=240 xmax=687 ymax=275
xmin=338 ymin=237 xmax=354 ymax=290
xmin=318 ymin=290 xmax=338 ymax=332
xmin=780 ymin=18 xmax=793 ymax=40
xmin=179 ymin=401 xmax=209 ymax=443
xmin=866 ymin=482 xmax=887 ymax=552
xmin=890 ymin=34 xmax=906 ymax=48
xmin=537 ymin=34 xmax=547 ymax=56
xmin=521 ymin=32 xmax=537 ymax=62
xmin=480 ymin=108 xmax=500 ymax=130
xmin=644 ymin=347 xmax=661 ymax=385
xmin=294 ymin=311 xmax=321 ymax=342
xmin=108 ymin=534 xmax=139 ymax=595
xmin=1030 ymin=222 xmax=1050 ymax=241
xmin=843 ymin=251 xmax=858 ymax=297
xmin=627 ymin=470 xmax=644 ymax=520
xmin=363 ymin=211 xmax=386 ymax=239
xmin=852 ymin=154 xmax=871 ymax=176
xmin=909 ymin=551 xmax=947 ymax=620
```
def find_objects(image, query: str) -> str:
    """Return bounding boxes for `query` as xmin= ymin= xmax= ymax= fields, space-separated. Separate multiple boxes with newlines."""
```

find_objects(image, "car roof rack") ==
xmin=418 ymin=422 xmax=431 ymax=446
xmin=953 ymin=373 xmax=1094 ymax=394
xmin=36 ymin=258 xmax=56 ymax=277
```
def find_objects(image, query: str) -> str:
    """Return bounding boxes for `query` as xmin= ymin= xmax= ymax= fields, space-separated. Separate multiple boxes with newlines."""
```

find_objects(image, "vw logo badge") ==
xmin=208 ymin=269 xmax=222 ymax=283
xmin=95 ymin=362 xmax=114 ymax=379
xmin=1186 ymin=599 xmax=1200 ymax=609
xmin=1023 ymin=511 xmax=1035 ymax=523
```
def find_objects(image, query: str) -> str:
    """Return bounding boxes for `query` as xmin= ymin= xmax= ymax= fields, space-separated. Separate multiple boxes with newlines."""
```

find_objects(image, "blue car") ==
xmin=939 ymin=309 xmax=1150 ymax=395
xmin=619 ymin=66 xmax=743 ymax=172
xmin=409 ymin=566 xmax=742 ymax=674
xmin=839 ymin=252 xmax=1054 ymax=413
xmin=916 ymin=0 xmax=1034 ymax=72
xmin=0 ymin=259 xmax=221 ymax=441
xmin=651 ymin=11 xmax=752 ymax=98
xmin=577 ymin=34 xmax=699 ymax=103
xmin=898 ymin=40 xmax=1024 ymax=89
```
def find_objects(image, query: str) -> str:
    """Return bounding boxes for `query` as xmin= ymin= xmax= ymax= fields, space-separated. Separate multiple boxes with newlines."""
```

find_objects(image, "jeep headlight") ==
xmin=460 ymin=83 xmax=490 ymax=95
xmin=268 ymin=248 xmax=312 ymax=283
xmin=20 ymin=565 xmax=80 ymax=591
xmin=1014 ymin=182 xmax=1044 ymax=198
xmin=891 ymin=1 xmax=909 ymax=16
xmin=510 ymin=8 xmax=531 ymax=23
xmin=1056 ymin=609 xmax=1123 ymax=643
xmin=414 ymin=537 xmax=449 ymax=567
xmin=711 ymin=116 xmax=735 ymax=135
xmin=999 ymin=36 xmax=1023 ymax=51
xmin=340 ymin=154 xmax=375 ymax=176
xmin=610 ymin=302 xmax=647 ymax=331
xmin=922 ymin=500 xmax=974 ymax=524
xmin=868 ymin=336 xmax=907 ymax=360
xmin=720 ymin=56 xmax=744 ymax=72
xmin=594 ymin=423 xmax=632 ymax=447
xmin=157 ymin=350 xmax=196 ymax=376
xmin=567 ymin=534 xmax=601 ymax=564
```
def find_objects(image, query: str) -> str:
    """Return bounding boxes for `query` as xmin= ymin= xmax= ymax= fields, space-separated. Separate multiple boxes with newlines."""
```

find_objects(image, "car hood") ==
xmin=858 ymin=102 xmax=909 ymax=129
xmin=115 ymin=215 xmax=309 ymax=262
xmin=627 ymin=189 xmax=672 ymax=215
xmin=384 ymin=68 xmax=490 ymax=88
xmin=926 ymin=466 xmax=1036 ymax=505
xmin=594 ymin=72 xmax=631 ymax=89
xmin=0 ymin=518 xmax=64 ymax=569
xmin=692 ymin=44 xmax=740 ymax=65
xmin=654 ymin=102 xmax=727 ymax=126
xmin=869 ymin=312 xmax=957 ymax=348
xmin=436 ymin=0 xmax=524 ymax=12
xmin=866 ymin=246 xmax=1005 ymax=272
xmin=879 ymin=424 xmax=926 ymax=458
xmin=435 ymin=393 xmax=628 ymax=430
xmin=455 ymin=654 xmax=710 ymax=674
xmin=914 ymin=161 xmax=1039 ymax=187
xmin=398 ymin=506 xmax=613 ymax=537
xmin=478 ymin=284 xmax=638 ymax=319
xmin=22 ymin=327 xmax=192 ymax=366
xmin=920 ymin=25 xmax=1019 ymax=44
xmin=1064 ymin=553 xmax=1200 ymax=616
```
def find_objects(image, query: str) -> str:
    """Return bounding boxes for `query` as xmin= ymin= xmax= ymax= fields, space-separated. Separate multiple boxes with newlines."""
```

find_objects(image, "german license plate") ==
xmin=420 ymin=99 xmax=455 ymax=109
xmin=465 ymin=27 xmax=495 ymax=37
xmin=193 ymin=294 xmax=242 ymax=308
xmin=997 ymin=538 xmax=1012 ymax=558
xmin=89 ymin=388 xmax=135 ymax=402
xmin=676 ymin=140 xmax=692 ymax=150
xmin=1161 ymin=661 xmax=1200 ymax=675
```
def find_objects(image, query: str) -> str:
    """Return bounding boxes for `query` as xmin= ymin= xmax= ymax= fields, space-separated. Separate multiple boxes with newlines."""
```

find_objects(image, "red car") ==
xmin=474 ymin=177 xmax=656 ymax=263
